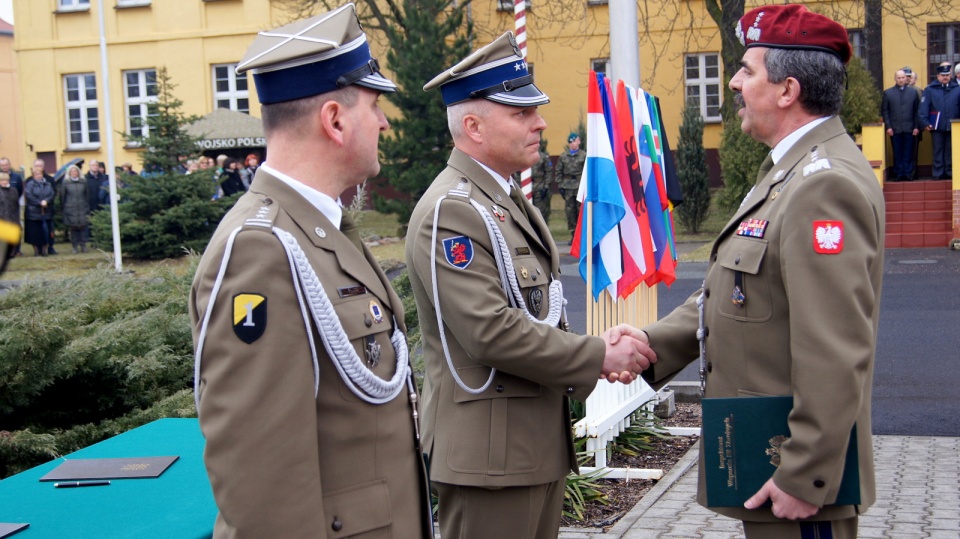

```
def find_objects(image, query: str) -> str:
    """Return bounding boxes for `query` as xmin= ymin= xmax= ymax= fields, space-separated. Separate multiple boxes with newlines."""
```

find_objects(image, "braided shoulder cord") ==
xmin=429 ymin=191 xmax=566 ymax=395
xmin=274 ymin=228 xmax=409 ymax=405
xmin=696 ymin=280 xmax=707 ymax=396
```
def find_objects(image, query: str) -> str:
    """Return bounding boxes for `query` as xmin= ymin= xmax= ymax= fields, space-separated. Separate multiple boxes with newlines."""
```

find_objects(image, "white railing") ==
xmin=573 ymin=377 xmax=662 ymax=479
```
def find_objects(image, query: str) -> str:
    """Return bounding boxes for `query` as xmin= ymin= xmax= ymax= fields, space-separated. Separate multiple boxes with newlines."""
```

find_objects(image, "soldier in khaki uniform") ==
xmin=407 ymin=33 xmax=656 ymax=539
xmin=625 ymin=6 xmax=883 ymax=539
xmin=554 ymin=132 xmax=586 ymax=240
xmin=190 ymin=5 xmax=432 ymax=537
xmin=511 ymin=143 xmax=552 ymax=221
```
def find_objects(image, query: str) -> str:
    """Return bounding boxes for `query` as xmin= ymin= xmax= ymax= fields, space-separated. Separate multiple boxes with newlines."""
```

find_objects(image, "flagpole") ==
xmin=514 ymin=0 xmax=534 ymax=200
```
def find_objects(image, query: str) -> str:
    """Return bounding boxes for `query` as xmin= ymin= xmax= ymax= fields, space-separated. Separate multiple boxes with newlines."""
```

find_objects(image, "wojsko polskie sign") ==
xmin=197 ymin=137 xmax=266 ymax=149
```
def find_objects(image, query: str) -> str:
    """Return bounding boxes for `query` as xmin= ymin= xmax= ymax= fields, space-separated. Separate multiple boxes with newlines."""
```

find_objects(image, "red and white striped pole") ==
xmin=515 ymin=0 xmax=533 ymax=200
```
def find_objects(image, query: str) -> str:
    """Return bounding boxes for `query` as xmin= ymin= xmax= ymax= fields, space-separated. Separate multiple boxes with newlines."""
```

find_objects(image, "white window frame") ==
xmin=212 ymin=63 xmax=250 ymax=114
xmin=497 ymin=0 xmax=531 ymax=10
xmin=124 ymin=68 xmax=158 ymax=142
xmin=591 ymin=57 xmax=610 ymax=77
xmin=117 ymin=0 xmax=152 ymax=7
xmin=58 ymin=0 xmax=90 ymax=11
xmin=64 ymin=73 xmax=101 ymax=150
xmin=684 ymin=53 xmax=722 ymax=123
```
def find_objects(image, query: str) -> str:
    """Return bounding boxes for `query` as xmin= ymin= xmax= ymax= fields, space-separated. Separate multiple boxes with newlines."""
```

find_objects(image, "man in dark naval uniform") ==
xmin=190 ymin=5 xmax=432 ymax=538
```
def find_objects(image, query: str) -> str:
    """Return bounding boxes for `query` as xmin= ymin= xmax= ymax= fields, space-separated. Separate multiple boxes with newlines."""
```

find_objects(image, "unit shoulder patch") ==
xmin=813 ymin=221 xmax=844 ymax=254
xmin=442 ymin=235 xmax=474 ymax=269
xmin=233 ymin=293 xmax=267 ymax=343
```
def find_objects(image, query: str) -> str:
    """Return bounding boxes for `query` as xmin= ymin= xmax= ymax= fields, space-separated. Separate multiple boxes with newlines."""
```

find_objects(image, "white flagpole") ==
xmin=97 ymin=0 xmax=123 ymax=272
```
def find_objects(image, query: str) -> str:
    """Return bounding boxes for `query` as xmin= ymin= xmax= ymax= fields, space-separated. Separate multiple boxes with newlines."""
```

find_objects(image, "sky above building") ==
xmin=0 ymin=0 xmax=12 ymax=25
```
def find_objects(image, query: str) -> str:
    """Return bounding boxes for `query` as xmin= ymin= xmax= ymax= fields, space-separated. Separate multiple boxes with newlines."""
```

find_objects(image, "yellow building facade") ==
xmin=0 ymin=16 xmax=25 ymax=169
xmin=10 ymin=0 xmax=960 ymax=179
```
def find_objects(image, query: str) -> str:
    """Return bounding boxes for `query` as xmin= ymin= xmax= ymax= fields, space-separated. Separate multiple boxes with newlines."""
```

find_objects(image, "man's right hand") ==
xmin=599 ymin=326 xmax=657 ymax=384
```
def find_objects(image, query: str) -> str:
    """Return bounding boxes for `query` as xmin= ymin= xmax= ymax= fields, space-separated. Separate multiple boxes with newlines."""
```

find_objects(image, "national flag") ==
xmin=571 ymin=71 xmax=626 ymax=299
xmin=635 ymin=88 xmax=675 ymax=286
xmin=646 ymin=93 xmax=679 ymax=270
xmin=612 ymin=80 xmax=654 ymax=296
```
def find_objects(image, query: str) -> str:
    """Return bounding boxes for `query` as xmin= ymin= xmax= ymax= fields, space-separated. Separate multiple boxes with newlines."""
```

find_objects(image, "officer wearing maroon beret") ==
xmin=625 ymin=4 xmax=884 ymax=538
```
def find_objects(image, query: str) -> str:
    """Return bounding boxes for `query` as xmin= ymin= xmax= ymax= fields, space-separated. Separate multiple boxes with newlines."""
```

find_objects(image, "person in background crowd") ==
xmin=955 ymin=63 xmax=960 ymax=84
xmin=190 ymin=5 xmax=433 ymax=537
xmin=59 ymin=165 xmax=90 ymax=253
xmin=24 ymin=163 xmax=55 ymax=257
xmin=629 ymin=5 xmax=884 ymax=538
xmin=919 ymin=62 xmax=960 ymax=180
xmin=121 ymin=162 xmax=138 ymax=176
xmin=0 ymin=173 xmax=20 ymax=231
xmin=554 ymin=132 xmax=586 ymax=244
xmin=184 ymin=159 xmax=199 ymax=174
xmin=218 ymin=157 xmax=245 ymax=197
xmin=882 ymin=69 xmax=920 ymax=182
xmin=0 ymin=158 xmax=24 ymax=256
xmin=85 ymin=160 xmax=106 ymax=215
xmin=32 ymin=159 xmax=58 ymax=255
xmin=240 ymin=153 xmax=259 ymax=190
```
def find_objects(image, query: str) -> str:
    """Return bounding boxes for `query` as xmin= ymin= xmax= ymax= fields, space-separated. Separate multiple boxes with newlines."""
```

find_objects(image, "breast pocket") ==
xmin=333 ymin=294 xmax=398 ymax=402
xmin=511 ymin=254 xmax=549 ymax=321
xmin=714 ymin=237 xmax=772 ymax=323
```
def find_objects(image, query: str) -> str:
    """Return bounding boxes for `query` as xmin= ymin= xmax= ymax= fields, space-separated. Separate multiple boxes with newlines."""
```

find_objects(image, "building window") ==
xmin=847 ymin=29 xmax=866 ymax=66
xmin=64 ymin=73 xmax=100 ymax=150
xmin=684 ymin=53 xmax=721 ymax=122
xmin=497 ymin=0 xmax=531 ymax=10
xmin=58 ymin=0 xmax=90 ymax=11
xmin=124 ymin=69 xmax=158 ymax=140
xmin=591 ymin=58 xmax=610 ymax=78
xmin=117 ymin=0 xmax=152 ymax=7
xmin=213 ymin=64 xmax=249 ymax=114
xmin=927 ymin=22 xmax=960 ymax=84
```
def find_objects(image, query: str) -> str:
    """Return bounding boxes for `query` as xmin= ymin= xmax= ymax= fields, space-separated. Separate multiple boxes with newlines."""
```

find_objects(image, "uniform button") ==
xmin=703 ymin=327 xmax=709 ymax=337
xmin=496 ymin=385 xmax=505 ymax=393
xmin=813 ymin=479 xmax=825 ymax=488
xmin=364 ymin=315 xmax=372 ymax=328
xmin=531 ymin=274 xmax=537 ymax=281
xmin=331 ymin=518 xmax=343 ymax=531
xmin=735 ymin=255 xmax=741 ymax=264
xmin=704 ymin=288 xmax=711 ymax=298
xmin=712 ymin=254 xmax=718 ymax=262
xmin=707 ymin=362 xmax=713 ymax=373
xmin=262 ymin=197 xmax=273 ymax=205
xmin=566 ymin=387 xmax=575 ymax=395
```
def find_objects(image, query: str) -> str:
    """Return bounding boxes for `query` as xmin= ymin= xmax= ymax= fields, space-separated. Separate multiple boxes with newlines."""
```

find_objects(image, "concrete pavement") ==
xmin=559 ymin=435 xmax=960 ymax=538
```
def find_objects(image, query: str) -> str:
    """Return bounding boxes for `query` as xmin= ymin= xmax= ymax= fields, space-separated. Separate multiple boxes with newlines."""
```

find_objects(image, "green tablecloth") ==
xmin=0 ymin=418 xmax=216 ymax=538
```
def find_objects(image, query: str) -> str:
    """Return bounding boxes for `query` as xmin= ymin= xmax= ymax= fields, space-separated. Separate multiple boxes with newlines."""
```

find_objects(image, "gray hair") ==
xmin=261 ymin=86 xmax=360 ymax=136
xmin=447 ymin=99 xmax=493 ymax=139
xmin=764 ymin=48 xmax=845 ymax=117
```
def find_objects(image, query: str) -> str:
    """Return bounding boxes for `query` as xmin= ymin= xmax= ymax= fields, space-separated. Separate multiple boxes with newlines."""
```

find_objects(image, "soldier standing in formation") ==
xmin=554 ymin=132 xmax=586 ymax=243
xmin=190 ymin=5 xmax=432 ymax=537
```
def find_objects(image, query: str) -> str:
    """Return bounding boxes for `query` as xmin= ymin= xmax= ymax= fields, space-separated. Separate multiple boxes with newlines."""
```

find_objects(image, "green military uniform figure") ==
xmin=554 ymin=132 xmax=586 ymax=240
xmin=531 ymin=146 xmax=553 ymax=221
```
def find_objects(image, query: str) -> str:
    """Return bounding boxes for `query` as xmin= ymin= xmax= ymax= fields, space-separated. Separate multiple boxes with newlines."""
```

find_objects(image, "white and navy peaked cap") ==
xmin=236 ymin=3 xmax=396 ymax=105
xmin=423 ymin=32 xmax=549 ymax=107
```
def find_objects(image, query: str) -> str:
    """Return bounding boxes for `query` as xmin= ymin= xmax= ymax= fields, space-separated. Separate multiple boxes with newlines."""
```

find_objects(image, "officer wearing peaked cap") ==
xmin=622 ymin=5 xmax=884 ymax=538
xmin=407 ymin=32 xmax=656 ymax=539
xmin=190 ymin=4 xmax=432 ymax=538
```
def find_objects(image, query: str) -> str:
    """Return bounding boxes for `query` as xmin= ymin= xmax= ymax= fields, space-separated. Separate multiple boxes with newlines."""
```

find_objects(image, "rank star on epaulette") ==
xmin=233 ymin=293 xmax=267 ymax=343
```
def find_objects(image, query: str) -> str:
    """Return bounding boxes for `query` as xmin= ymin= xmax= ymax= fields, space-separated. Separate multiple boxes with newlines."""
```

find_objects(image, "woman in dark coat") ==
xmin=0 ymin=172 xmax=20 ymax=228
xmin=60 ymin=165 xmax=90 ymax=253
xmin=219 ymin=157 xmax=245 ymax=197
xmin=24 ymin=166 xmax=56 ymax=256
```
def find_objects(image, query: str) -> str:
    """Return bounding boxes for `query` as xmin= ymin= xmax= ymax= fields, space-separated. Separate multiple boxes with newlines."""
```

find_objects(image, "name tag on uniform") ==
xmin=515 ymin=247 xmax=530 ymax=255
xmin=337 ymin=285 xmax=368 ymax=298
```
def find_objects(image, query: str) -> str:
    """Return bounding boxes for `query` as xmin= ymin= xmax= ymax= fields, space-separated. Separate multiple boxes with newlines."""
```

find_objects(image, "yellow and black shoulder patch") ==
xmin=233 ymin=293 xmax=267 ymax=344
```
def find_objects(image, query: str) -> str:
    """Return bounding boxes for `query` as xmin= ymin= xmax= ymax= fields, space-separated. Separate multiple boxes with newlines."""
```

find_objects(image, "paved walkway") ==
xmin=559 ymin=436 xmax=960 ymax=538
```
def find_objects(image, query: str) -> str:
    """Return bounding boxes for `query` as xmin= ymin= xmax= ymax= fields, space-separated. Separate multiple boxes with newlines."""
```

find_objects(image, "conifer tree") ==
xmin=676 ymin=103 xmax=711 ymax=233
xmin=90 ymin=68 xmax=234 ymax=259
xmin=373 ymin=0 xmax=474 ymax=228
xmin=717 ymin=112 xmax=768 ymax=213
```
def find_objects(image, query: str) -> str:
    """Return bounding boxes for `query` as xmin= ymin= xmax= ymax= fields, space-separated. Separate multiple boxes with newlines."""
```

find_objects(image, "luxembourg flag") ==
xmin=571 ymin=71 xmax=626 ymax=299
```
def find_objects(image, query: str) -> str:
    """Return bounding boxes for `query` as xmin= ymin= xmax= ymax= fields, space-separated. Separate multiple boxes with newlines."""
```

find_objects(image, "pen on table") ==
xmin=54 ymin=480 xmax=111 ymax=488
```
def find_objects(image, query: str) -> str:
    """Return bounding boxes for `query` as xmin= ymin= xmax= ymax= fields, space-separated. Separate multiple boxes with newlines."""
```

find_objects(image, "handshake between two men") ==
xmin=599 ymin=324 xmax=656 ymax=385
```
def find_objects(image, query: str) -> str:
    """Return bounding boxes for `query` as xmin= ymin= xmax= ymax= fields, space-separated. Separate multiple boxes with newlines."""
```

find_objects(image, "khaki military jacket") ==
xmin=191 ymin=170 xmax=431 ymax=538
xmin=643 ymin=117 xmax=884 ymax=522
xmin=554 ymin=148 xmax=586 ymax=190
xmin=406 ymin=148 xmax=606 ymax=488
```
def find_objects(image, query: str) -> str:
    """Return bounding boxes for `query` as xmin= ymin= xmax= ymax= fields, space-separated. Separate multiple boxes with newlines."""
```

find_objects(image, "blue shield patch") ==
xmin=442 ymin=236 xmax=473 ymax=269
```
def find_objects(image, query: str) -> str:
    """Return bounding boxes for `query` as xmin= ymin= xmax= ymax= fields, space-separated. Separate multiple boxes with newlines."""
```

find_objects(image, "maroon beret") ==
xmin=736 ymin=4 xmax=852 ymax=65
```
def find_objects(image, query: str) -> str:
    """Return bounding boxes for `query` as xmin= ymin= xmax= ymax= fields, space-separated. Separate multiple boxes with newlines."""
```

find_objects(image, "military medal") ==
xmin=519 ymin=266 xmax=529 ymax=279
xmin=731 ymin=286 xmax=745 ymax=307
xmin=368 ymin=300 xmax=384 ymax=324
xmin=492 ymin=205 xmax=505 ymax=222
xmin=364 ymin=335 xmax=381 ymax=367
xmin=528 ymin=288 xmax=543 ymax=316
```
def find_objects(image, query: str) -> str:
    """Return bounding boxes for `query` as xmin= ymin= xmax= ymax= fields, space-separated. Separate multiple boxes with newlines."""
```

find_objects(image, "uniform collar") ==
xmin=260 ymin=162 xmax=343 ymax=229
xmin=469 ymin=156 xmax=512 ymax=196
xmin=771 ymin=116 xmax=831 ymax=164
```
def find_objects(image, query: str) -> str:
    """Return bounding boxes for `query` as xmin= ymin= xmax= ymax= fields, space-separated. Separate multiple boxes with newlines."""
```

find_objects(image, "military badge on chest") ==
xmin=528 ymin=288 xmax=544 ymax=317
xmin=364 ymin=335 xmax=381 ymax=367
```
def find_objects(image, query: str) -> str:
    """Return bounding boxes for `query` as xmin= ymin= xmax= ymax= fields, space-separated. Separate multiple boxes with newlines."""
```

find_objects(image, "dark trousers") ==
xmin=435 ymin=478 xmax=565 ymax=539
xmin=930 ymin=130 xmax=953 ymax=178
xmin=890 ymin=132 xmax=916 ymax=178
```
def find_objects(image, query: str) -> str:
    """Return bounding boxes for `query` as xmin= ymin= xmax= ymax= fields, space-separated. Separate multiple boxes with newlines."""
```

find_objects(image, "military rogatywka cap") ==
xmin=236 ymin=2 xmax=396 ymax=105
xmin=936 ymin=64 xmax=953 ymax=75
xmin=736 ymin=4 xmax=852 ymax=65
xmin=423 ymin=32 xmax=549 ymax=107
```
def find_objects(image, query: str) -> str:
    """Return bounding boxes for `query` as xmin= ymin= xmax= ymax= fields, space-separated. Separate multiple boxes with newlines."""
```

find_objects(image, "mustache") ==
xmin=733 ymin=92 xmax=745 ymax=108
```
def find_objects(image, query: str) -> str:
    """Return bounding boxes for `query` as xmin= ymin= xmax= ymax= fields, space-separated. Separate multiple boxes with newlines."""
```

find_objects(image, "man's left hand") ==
xmin=744 ymin=478 xmax=819 ymax=520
